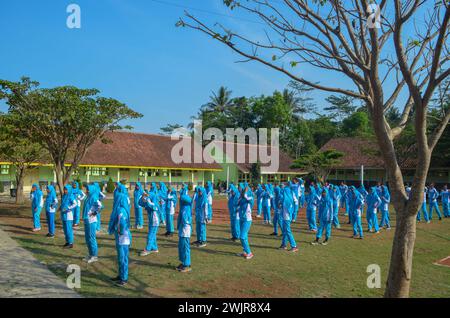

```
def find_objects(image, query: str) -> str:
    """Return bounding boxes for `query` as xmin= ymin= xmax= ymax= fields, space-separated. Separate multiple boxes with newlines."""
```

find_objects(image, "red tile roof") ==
xmin=79 ymin=131 xmax=222 ymax=170
xmin=210 ymin=140 xmax=304 ymax=174
xmin=320 ymin=137 xmax=418 ymax=169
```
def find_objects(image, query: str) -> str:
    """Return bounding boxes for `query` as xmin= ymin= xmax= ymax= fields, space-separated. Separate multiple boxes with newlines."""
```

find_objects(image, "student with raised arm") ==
xmin=428 ymin=183 xmax=442 ymax=221
xmin=237 ymin=184 xmax=254 ymax=260
xmin=139 ymin=190 xmax=160 ymax=256
xmin=312 ymin=188 xmax=333 ymax=245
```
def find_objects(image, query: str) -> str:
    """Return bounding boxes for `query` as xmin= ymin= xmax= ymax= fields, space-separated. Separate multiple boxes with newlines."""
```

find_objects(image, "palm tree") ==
xmin=203 ymin=86 xmax=234 ymax=112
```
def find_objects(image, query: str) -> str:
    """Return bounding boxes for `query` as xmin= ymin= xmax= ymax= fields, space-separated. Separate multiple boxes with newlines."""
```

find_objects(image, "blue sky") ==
xmin=0 ymin=0 xmax=413 ymax=133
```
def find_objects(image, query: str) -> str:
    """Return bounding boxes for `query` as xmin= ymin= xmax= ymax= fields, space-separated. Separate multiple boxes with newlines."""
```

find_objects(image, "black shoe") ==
xmin=115 ymin=280 xmax=128 ymax=287
xmin=269 ymin=232 xmax=277 ymax=236
xmin=63 ymin=243 xmax=69 ymax=248
xmin=46 ymin=233 xmax=54 ymax=238
xmin=176 ymin=263 xmax=183 ymax=270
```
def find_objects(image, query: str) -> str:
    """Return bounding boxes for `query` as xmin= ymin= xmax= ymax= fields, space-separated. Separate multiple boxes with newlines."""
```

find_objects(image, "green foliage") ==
xmin=0 ymin=77 xmax=143 ymax=193
xmin=324 ymin=95 xmax=357 ymax=120
xmin=0 ymin=182 xmax=4 ymax=193
xmin=106 ymin=178 xmax=115 ymax=193
xmin=291 ymin=149 xmax=344 ymax=182
xmin=160 ymin=123 xmax=184 ymax=135
xmin=341 ymin=111 xmax=373 ymax=137
xmin=249 ymin=162 xmax=261 ymax=186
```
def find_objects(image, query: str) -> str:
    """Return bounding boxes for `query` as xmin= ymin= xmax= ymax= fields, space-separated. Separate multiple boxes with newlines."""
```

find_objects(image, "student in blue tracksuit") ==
xmin=366 ymin=187 xmax=381 ymax=233
xmin=165 ymin=187 xmax=177 ymax=236
xmin=228 ymin=184 xmax=240 ymax=241
xmin=255 ymin=184 xmax=263 ymax=218
xmin=194 ymin=186 xmax=208 ymax=247
xmin=93 ymin=182 xmax=106 ymax=232
xmin=30 ymin=183 xmax=44 ymax=232
xmin=379 ymin=185 xmax=391 ymax=229
xmin=261 ymin=184 xmax=272 ymax=224
xmin=139 ymin=191 xmax=160 ymax=256
xmin=60 ymin=184 xmax=77 ymax=248
xmin=45 ymin=185 xmax=58 ymax=237
xmin=290 ymin=179 xmax=300 ymax=222
xmin=82 ymin=184 xmax=102 ymax=263
xmin=279 ymin=185 xmax=298 ymax=252
xmin=312 ymin=188 xmax=333 ymax=245
xmin=271 ymin=185 xmax=283 ymax=236
xmin=330 ymin=184 xmax=341 ymax=229
xmin=206 ymin=181 xmax=214 ymax=222
xmin=350 ymin=186 xmax=364 ymax=239
xmin=441 ymin=185 xmax=449 ymax=218
xmin=71 ymin=181 xmax=85 ymax=228
xmin=305 ymin=187 xmax=318 ymax=231
xmin=417 ymin=188 xmax=430 ymax=223
xmin=428 ymin=184 xmax=442 ymax=221
xmin=237 ymin=185 xmax=254 ymax=259
xmin=158 ymin=182 xmax=168 ymax=226
xmin=133 ymin=182 xmax=144 ymax=229
xmin=299 ymin=178 xmax=306 ymax=208
xmin=339 ymin=182 xmax=349 ymax=215
xmin=108 ymin=193 xmax=131 ymax=286
xmin=358 ymin=183 xmax=368 ymax=215
xmin=177 ymin=192 xmax=193 ymax=272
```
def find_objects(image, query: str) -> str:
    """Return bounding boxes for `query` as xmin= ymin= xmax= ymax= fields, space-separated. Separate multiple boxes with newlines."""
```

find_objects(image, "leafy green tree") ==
xmin=324 ymin=95 xmax=357 ymax=121
xmin=291 ymin=149 xmax=344 ymax=183
xmin=160 ymin=123 xmax=184 ymax=135
xmin=0 ymin=77 xmax=143 ymax=196
xmin=307 ymin=116 xmax=339 ymax=149
xmin=249 ymin=161 xmax=261 ymax=186
xmin=341 ymin=111 xmax=373 ymax=138
xmin=0 ymin=113 xmax=45 ymax=204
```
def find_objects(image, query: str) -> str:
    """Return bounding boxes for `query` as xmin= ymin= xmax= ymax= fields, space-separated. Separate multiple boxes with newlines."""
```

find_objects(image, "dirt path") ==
xmin=0 ymin=226 xmax=80 ymax=298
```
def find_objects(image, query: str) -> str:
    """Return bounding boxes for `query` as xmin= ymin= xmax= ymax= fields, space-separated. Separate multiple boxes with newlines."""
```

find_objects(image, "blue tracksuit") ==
xmin=195 ymin=187 xmax=208 ymax=243
xmin=441 ymin=189 xmax=450 ymax=217
xmin=379 ymin=186 xmax=391 ymax=228
xmin=30 ymin=184 xmax=43 ymax=229
xmin=178 ymin=193 xmax=193 ymax=267
xmin=60 ymin=185 xmax=77 ymax=245
xmin=317 ymin=190 xmax=333 ymax=240
xmin=255 ymin=185 xmax=263 ymax=217
xmin=133 ymin=182 xmax=144 ymax=228
xmin=273 ymin=186 xmax=283 ymax=235
xmin=428 ymin=187 xmax=442 ymax=220
xmin=417 ymin=190 xmax=429 ymax=222
xmin=290 ymin=181 xmax=300 ymax=221
xmin=366 ymin=188 xmax=381 ymax=232
xmin=228 ymin=186 xmax=240 ymax=239
xmin=261 ymin=187 xmax=272 ymax=223
xmin=306 ymin=190 xmax=318 ymax=231
xmin=206 ymin=181 xmax=214 ymax=221
xmin=45 ymin=185 xmax=58 ymax=236
xmin=351 ymin=189 xmax=364 ymax=237
xmin=339 ymin=184 xmax=349 ymax=214
xmin=140 ymin=194 xmax=159 ymax=251
xmin=82 ymin=185 xmax=102 ymax=257
xmin=330 ymin=187 xmax=341 ymax=228
xmin=280 ymin=187 xmax=297 ymax=248
xmin=166 ymin=189 xmax=177 ymax=233
xmin=238 ymin=189 xmax=253 ymax=255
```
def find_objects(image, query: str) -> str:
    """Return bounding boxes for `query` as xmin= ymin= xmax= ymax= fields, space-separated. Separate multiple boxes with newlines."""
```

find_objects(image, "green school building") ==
xmin=0 ymin=131 xmax=303 ymax=193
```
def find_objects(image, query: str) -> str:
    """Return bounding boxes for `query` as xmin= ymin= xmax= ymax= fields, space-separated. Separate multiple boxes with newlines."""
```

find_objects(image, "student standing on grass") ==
xmin=339 ymin=182 xmax=349 ymax=216
xmin=165 ymin=187 xmax=177 ymax=236
xmin=44 ymin=185 xmax=58 ymax=238
xmin=30 ymin=183 xmax=44 ymax=232
xmin=194 ymin=186 xmax=208 ymax=247
xmin=237 ymin=184 xmax=254 ymax=260
xmin=330 ymin=184 xmax=341 ymax=229
xmin=290 ymin=179 xmax=300 ymax=222
xmin=133 ymin=182 xmax=144 ymax=230
xmin=108 ymin=193 xmax=131 ymax=287
xmin=71 ymin=181 xmax=86 ymax=228
xmin=299 ymin=178 xmax=306 ymax=209
xmin=139 ymin=190 xmax=160 ymax=256
xmin=366 ymin=187 xmax=381 ymax=233
xmin=82 ymin=185 xmax=102 ymax=264
xmin=177 ymin=190 xmax=193 ymax=273
xmin=271 ymin=185 xmax=283 ymax=236
xmin=60 ymin=184 xmax=77 ymax=248
xmin=228 ymin=184 xmax=240 ymax=241
xmin=158 ymin=182 xmax=169 ymax=227
xmin=305 ymin=187 xmax=318 ymax=232
xmin=417 ymin=187 xmax=430 ymax=223
xmin=261 ymin=184 xmax=272 ymax=225
xmin=350 ymin=186 xmax=364 ymax=239
xmin=428 ymin=183 xmax=442 ymax=221
xmin=279 ymin=185 xmax=298 ymax=252
xmin=255 ymin=184 xmax=263 ymax=218
xmin=93 ymin=182 xmax=106 ymax=232
xmin=206 ymin=181 xmax=214 ymax=222
xmin=312 ymin=188 xmax=333 ymax=245
xmin=441 ymin=185 xmax=450 ymax=218
xmin=379 ymin=185 xmax=391 ymax=229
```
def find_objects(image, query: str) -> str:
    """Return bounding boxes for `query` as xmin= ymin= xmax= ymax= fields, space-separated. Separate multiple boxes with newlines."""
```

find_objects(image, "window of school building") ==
xmin=0 ymin=165 xmax=10 ymax=175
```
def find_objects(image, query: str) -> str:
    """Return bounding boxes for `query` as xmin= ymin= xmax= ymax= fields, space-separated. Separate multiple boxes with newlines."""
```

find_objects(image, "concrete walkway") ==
xmin=0 ymin=228 xmax=80 ymax=298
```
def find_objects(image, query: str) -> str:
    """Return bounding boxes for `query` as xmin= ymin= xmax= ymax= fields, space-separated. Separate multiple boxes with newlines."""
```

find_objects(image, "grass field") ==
xmin=0 ymin=198 xmax=449 ymax=298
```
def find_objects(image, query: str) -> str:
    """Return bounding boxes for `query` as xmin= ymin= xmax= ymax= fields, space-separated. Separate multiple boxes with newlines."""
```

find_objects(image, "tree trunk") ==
xmin=384 ymin=208 xmax=417 ymax=297
xmin=54 ymin=163 xmax=65 ymax=199
xmin=15 ymin=167 xmax=25 ymax=205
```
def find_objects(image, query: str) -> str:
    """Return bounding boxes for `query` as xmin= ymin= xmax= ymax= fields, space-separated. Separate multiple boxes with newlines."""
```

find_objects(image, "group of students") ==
xmin=406 ymin=183 xmax=450 ymax=222
xmin=28 ymin=178 xmax=449 ymax=287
